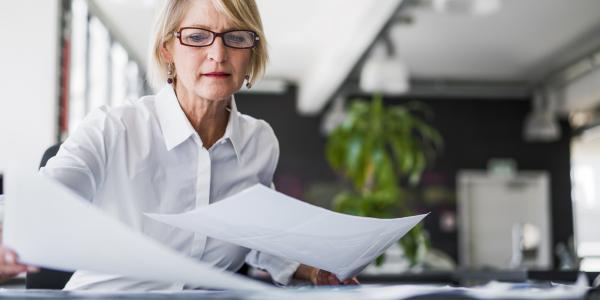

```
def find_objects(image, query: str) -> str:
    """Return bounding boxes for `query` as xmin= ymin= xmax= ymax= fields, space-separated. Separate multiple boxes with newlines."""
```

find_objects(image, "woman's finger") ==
xmin=0 ymin=248 xmax=38 ymax=273
xmin=4 ymin=250 xmax=17 ymax=265
xmin=313 ymin=269 xmax=347 ymax=286
xmin=0 ymin=270 xmax=20 ymax=279
xmin=27 ymin=266 xmax=40 ymax=273
xmin=4 ymin=251 xmax=27 ymax=274
xmin=342 ymin=277 xmax=360 ymax=285
xmin=317 ymin=270 xmax=329 ymax=285
xmin=0 ymin=249 xmax=17 ymax=273
xmin=327 ymin=273 xmax=341 ymax=285
xmin=4 ymin=264 xmax=26 ymax=275
xmin=319 ymin=270 xmax=333 ymax=285
xmin=0 ymin=255 xmax=25 ymax=277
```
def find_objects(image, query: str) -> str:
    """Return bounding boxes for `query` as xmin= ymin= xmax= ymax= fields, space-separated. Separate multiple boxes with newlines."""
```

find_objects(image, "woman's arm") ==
xmin=41 ymin=107 xmax=119 ymax=201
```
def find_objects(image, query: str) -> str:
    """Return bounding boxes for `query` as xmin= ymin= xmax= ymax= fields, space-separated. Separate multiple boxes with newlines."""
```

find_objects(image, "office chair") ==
xmin=26 ymin=143 xmax=253 ymax=289
xmin=26 ymin=143 xmax=74 ymax=289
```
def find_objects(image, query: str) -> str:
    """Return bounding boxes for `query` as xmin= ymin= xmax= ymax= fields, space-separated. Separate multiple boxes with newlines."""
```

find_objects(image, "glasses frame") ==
xmin=174 ymin=27 xmax=260 ymax=49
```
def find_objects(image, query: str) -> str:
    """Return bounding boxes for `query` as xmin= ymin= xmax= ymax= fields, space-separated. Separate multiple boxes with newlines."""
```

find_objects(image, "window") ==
xmin=63 ymin=0 xmax=149 ymax=140
xmin=571 ymin=130 xmax=600 ymax=271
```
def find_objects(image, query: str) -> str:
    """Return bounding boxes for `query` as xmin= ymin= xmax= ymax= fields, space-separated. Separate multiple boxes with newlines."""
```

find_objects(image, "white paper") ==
xmin=2 ymin=173 xmax=271 ymax=291
xmin=146 ymin=184 xmax=427 ymax=280
xmin=460 ymin=274 xmax=589 ymax=300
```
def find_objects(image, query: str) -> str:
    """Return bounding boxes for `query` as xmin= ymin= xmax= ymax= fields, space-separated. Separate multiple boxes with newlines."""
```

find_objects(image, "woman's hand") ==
xmin=0 ymin=224 xmax=39 ymax=281
xmin=295 ymin=264 xmax=359 ymax=286
xmin=0 ymin=246 xmax=39 ymax=282
xmin=310 ymin=268 xmax=359 ymax=286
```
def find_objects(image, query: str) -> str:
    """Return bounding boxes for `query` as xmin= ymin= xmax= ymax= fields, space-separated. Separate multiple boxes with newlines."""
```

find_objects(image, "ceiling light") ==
xmin=359 ymin=42 xmax=410 ymax=95
xmin=523 ymin=91 xmax=561 ymax=142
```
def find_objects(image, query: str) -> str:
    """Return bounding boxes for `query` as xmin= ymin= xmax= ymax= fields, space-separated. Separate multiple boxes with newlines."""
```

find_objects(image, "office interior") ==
xmin=1 ymin=0 xmax=600 ymax=298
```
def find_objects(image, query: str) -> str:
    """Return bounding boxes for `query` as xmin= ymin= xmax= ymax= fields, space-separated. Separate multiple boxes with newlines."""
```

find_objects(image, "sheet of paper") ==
xmin=146 ymin=184 xmax=427 ymax=280
xmin=460 ymin=275 xmax=589 ymax=300
xmin=2 ymin=172 xmax=271 ymax=291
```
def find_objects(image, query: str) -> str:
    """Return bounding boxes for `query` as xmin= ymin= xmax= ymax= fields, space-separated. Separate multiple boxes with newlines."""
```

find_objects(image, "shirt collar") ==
xmin=155 ymin=84 xmax=243 ymax=160
xmin=156 ymin=85 xmax=196 ymax=151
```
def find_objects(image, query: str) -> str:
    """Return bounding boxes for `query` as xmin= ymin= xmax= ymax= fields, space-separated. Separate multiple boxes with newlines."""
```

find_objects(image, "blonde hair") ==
xmin=147 ymin=0 xmax=268 ymax=90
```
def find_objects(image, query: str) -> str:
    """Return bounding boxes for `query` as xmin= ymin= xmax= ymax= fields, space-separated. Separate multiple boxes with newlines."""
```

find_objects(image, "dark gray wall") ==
xmin=236 ymin=87 xmax=573 ymax=268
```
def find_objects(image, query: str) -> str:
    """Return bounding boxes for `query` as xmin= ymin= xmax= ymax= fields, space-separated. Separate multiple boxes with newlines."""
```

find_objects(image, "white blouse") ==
xmin=40 ymin=85 xmax=300 ymax=291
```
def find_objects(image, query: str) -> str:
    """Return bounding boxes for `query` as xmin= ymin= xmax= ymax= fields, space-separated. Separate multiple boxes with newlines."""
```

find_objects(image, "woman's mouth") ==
xmin=202 ymin=72 xmax=231 ymax=78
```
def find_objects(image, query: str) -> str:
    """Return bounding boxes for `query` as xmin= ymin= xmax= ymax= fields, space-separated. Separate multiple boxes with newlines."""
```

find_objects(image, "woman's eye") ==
xmin=229 ymin=35 xmax=245 ymax=42
xmin=187 ymin=33 xmax=210 ymax=43
xmin=226 ymin=34 xmax=248 ymax=44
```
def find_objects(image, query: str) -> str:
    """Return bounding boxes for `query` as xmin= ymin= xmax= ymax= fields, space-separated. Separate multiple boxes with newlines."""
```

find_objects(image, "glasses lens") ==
xmin=223 ymin=31 xmax=256 ymax=48
xmin=181 ymin=28 xmax=213 ymax=46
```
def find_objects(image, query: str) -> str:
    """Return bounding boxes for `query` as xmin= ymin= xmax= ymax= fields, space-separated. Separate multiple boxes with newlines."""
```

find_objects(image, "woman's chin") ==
xmin=195 ymin=90 xmax=234 ymax=102
xmin=194 ymin=85 xmax=238 ymax=101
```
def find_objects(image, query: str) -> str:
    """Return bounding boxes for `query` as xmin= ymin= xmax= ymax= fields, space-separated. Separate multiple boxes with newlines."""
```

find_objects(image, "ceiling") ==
xmin=91 ymin=0 xmax=600 ymax=115
xmin=392 ymin=0 xmax=600 ymax=82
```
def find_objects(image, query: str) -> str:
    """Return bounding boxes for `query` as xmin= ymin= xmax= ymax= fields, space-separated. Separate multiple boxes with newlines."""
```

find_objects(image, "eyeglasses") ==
xmin=174 ymin=27 xmax=259 ymax=49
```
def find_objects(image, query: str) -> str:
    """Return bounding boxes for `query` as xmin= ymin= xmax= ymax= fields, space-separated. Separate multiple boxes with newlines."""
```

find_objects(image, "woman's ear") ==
xmin=160 ymin=41 xmax=173 ymax=62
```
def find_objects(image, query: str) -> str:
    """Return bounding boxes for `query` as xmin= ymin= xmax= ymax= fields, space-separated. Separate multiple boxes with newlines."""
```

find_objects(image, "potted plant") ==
xmin=325 ymin=94 xmax=443 ymax=267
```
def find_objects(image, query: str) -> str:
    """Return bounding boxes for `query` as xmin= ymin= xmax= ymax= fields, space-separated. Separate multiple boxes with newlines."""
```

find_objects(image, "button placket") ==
xmin=191 ymin=139 xmax=211 ymax=257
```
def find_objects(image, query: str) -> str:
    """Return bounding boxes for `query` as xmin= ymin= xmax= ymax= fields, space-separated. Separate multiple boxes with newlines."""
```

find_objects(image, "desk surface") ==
xmin=0 ymin=271 xmax=596 ymax=300
xmin=0 ymin=284 xmax=593 ymax=300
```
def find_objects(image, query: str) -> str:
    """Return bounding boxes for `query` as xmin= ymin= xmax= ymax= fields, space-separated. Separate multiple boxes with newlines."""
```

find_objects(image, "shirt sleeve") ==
xmin=244 ymin=180 xmax=301 ymax=285
xmin=244 ymin=122 xmax=301 ymax=285
xmin=40 ymin=107 xmax=120 ymax=202
xmin=244 ymin=249 xmax=301 ymax=286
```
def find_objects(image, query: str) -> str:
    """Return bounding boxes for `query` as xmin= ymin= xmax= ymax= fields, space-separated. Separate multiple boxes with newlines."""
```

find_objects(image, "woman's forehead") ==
xmin=179 ymin=0 xmax=235 ymax=30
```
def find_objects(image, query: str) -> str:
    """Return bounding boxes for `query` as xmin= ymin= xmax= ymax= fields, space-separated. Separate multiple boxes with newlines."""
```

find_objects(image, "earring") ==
xmin=167 ymin=63 xmax=175 ymax=84
xmin=245 ymin=75 xmax=251 ymax=89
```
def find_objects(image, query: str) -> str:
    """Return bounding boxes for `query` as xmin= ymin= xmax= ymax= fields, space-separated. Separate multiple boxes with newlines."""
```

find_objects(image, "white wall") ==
xmin=0 ymin=1 xmax=60 ymax=178
xmin=561 ymin=66 xmax=600 ymax=113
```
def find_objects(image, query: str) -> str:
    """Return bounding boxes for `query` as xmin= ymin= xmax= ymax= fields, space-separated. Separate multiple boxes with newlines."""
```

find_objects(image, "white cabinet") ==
xmin=457 ymin=171 xmax=552 ymax=269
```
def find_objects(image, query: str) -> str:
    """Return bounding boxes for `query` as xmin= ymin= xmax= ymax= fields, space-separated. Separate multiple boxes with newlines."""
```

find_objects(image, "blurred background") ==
xmin=1 ymin=0 xmax=600 ymax=283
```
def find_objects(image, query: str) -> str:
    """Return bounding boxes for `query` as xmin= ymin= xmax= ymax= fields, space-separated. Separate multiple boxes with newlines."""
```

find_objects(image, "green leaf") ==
xmin=375 ymin=254 xmax=386 ymax=266
xmin=409 ymin=151 xmax=426 ymax=185
xmin=325 ymin=96 xmax=442 ymax=265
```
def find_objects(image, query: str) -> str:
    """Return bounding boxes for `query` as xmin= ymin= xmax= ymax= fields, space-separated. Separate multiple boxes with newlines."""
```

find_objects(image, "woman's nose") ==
xmin=207 ymin=36 xmax=228 ymax=62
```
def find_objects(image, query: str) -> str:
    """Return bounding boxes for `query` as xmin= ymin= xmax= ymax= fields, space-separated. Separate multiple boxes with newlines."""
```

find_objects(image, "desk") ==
xmin=0 ymin=284 xmax=594 ymax=300
xmin=359 ymin=270 xmax=600 ymax=286
xmin=0 ymin=271 xmax=597 ymax=300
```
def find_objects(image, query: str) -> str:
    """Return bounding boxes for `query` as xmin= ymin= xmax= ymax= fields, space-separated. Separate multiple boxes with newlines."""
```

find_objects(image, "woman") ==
xmin=0 ymin=0 xmax=358 ymax=290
